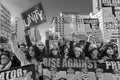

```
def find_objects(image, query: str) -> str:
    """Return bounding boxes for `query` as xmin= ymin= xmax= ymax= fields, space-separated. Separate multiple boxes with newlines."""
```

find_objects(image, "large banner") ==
xmin=42 ymin=57 xmax=120 ymax=80
xmin=84 ymin=18 xmax=103 ymax=43
xmin=21 ymin=2 xmax=46 ymax=31
xmin=0 ymin=64 xmax=36 ymax=80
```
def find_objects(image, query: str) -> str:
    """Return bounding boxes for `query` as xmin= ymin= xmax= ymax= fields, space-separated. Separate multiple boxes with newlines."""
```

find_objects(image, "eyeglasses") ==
xmin=29 ymin=49 xmax=34 ymax=52
xmin=38 ymin=44 xmax=43 ymax=46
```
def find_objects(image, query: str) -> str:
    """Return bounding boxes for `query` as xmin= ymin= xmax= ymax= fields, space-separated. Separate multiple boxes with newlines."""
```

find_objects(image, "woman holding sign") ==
xmin=9 ymin=32 xmax=43 ymax=80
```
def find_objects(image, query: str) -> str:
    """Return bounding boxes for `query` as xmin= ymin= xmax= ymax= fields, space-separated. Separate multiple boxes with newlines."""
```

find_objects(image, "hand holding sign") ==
xmin=87 ymin=35 xmax=92 ymax=42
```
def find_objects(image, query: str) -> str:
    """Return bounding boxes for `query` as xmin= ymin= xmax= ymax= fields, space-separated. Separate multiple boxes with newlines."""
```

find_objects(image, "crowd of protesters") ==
xmin=0 ymin=32 xmax=119 ymax=80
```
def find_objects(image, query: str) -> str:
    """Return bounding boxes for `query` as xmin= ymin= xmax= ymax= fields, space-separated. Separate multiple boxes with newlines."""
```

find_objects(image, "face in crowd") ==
xmin=51 ymin=48 xmax=59 ymax=56
xmin=112 ymin=44 xmax=118 ymax=52
xmin=96 ymin=42 xmax=101 ymax=48
xmin=74 ymin=47 xmax=83 ymax=58
xmin=106 ymin=46 xmax=114 ymax=56
xmin=29 ymin=46 xmax=35 ymax=58
xmin=37 ymin=42 xmax=44 ymax=50
xmin=90 ymin=48 xmax=99 ymax=59
xmin=0 ymin=52 xmax=11 ymax=66
xmin=20 ymin=44 xmax=26 ymax=52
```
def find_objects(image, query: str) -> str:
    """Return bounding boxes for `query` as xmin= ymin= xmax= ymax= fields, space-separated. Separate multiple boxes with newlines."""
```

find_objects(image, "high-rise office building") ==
xmin=0 ymin=1 xmax=11 ymax=38
xmin=11 ymin=17 xmax=26 ymax=44
xmin=51 ymin=12 xmax=89 ymax=38
xmin=91 ymin=0 xmax=120 ymax=52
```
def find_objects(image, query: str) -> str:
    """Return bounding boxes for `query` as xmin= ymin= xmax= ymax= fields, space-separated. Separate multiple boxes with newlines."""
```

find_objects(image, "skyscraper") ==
xmin=11 ymin=17 xmax=26 ymax=44
xmin=51 ymin=12 xmax=89 ymax=38
xmin=0 ymin=1 xmax=11 ymax=38
xmin=91 ymin=0 xmax=120 ymax=52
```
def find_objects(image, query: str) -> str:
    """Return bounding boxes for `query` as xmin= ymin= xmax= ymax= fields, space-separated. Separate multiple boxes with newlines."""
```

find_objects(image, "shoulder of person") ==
xmin=102 ymin=56 xmax=109 ymax=60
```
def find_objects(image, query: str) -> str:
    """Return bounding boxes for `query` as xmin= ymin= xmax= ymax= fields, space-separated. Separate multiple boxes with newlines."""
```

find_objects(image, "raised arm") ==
xmin=9 ymin=33 xmax=29 ymax=65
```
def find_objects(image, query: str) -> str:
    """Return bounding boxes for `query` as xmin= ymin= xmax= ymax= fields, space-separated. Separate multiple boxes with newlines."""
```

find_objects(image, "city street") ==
xmin=0 ymin=0 xmax=120 ymax=80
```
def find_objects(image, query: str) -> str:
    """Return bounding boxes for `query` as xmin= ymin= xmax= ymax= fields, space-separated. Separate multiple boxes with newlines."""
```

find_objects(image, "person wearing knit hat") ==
xmin=88 ymin=44 xmax=97 ymax=51
xmin=73 ymin=47 xmax=84 ymax=59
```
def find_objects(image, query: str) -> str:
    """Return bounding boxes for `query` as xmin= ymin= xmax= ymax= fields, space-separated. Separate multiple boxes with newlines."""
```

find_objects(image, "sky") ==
xmin=1 ymin=0 xmax=93 ymax=42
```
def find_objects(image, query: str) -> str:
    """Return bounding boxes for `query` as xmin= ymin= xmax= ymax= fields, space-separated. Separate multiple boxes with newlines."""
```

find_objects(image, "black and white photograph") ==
xmin=0 ymin=0 xmax=120 ymax=80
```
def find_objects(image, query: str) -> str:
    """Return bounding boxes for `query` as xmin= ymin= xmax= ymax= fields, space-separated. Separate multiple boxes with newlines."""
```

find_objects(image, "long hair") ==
xmin=50 ymin=47 xmax=61 ymax=57
xmin=89 ymin=48 xmax=100 ymax=59
xmin=102 ymin=44 xmax=115 ymax=59
xmin=63 ymin=46 xmax=70 ymax=58
xmin=26 ymin=45 xmax=41 ymax=62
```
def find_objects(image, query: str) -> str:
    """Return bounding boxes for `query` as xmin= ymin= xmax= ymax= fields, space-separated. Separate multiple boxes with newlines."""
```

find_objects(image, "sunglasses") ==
xmin=38 ymin=44 xmax=43 ymax=46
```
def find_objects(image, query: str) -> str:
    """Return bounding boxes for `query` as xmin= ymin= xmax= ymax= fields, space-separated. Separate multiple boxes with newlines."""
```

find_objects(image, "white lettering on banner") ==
xmin=43 ymin=58 xmax=97 ymax=69
xmin=0 ymin=72 xmax=4 ymax=80
xmin=24 ymin=10 xmax=44 ymax=27
xmin=43 ymin=58 xmax=61 ymax=67
xmin=0 ymin=68 xmax=26 ymax=80
xmin=105 ymin=61 xmax=120 ymax=70
xmin=102 ymin=0 xmax=120 ymax=6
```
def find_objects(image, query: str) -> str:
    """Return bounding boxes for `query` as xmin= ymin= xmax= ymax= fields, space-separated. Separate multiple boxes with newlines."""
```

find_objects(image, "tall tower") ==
xmin=0 ymin=2 xmax=11 ymax=38
xmin=12 ymin=17 xmax=26 ymax=44
xmin=92 ymin=0 xmax=102 ymax=14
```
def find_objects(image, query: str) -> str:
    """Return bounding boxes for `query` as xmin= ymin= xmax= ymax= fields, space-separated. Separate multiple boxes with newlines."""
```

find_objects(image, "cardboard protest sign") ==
xmin=0 ymin=64 xmax=35 ymax=80
xmin=84 ymin=18 xmax=103 ymax=43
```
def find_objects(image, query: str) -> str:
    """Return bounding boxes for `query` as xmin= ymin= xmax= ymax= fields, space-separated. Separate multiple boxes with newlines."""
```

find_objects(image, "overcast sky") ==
xmin=1 ymin=0 xmax=93 ymax=42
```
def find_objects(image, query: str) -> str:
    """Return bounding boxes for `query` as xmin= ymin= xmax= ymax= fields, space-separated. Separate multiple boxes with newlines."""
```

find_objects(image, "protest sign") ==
xmin=84 ymin=18 xmax=103 ymax=43
xmin=0 ymin=64 xmax=35 ymax=80
xmin=42 ymin=57 xmax=120 ymax=72
xmin=21 ymin=2 xmax=46 ymax=31
xmin=102 ymin=7 xmax=120 ymax=53
xmin=42 ymin=57 xmax=120 ymax=80
xmin=101 ymin=0 xmax=120 ymax=7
